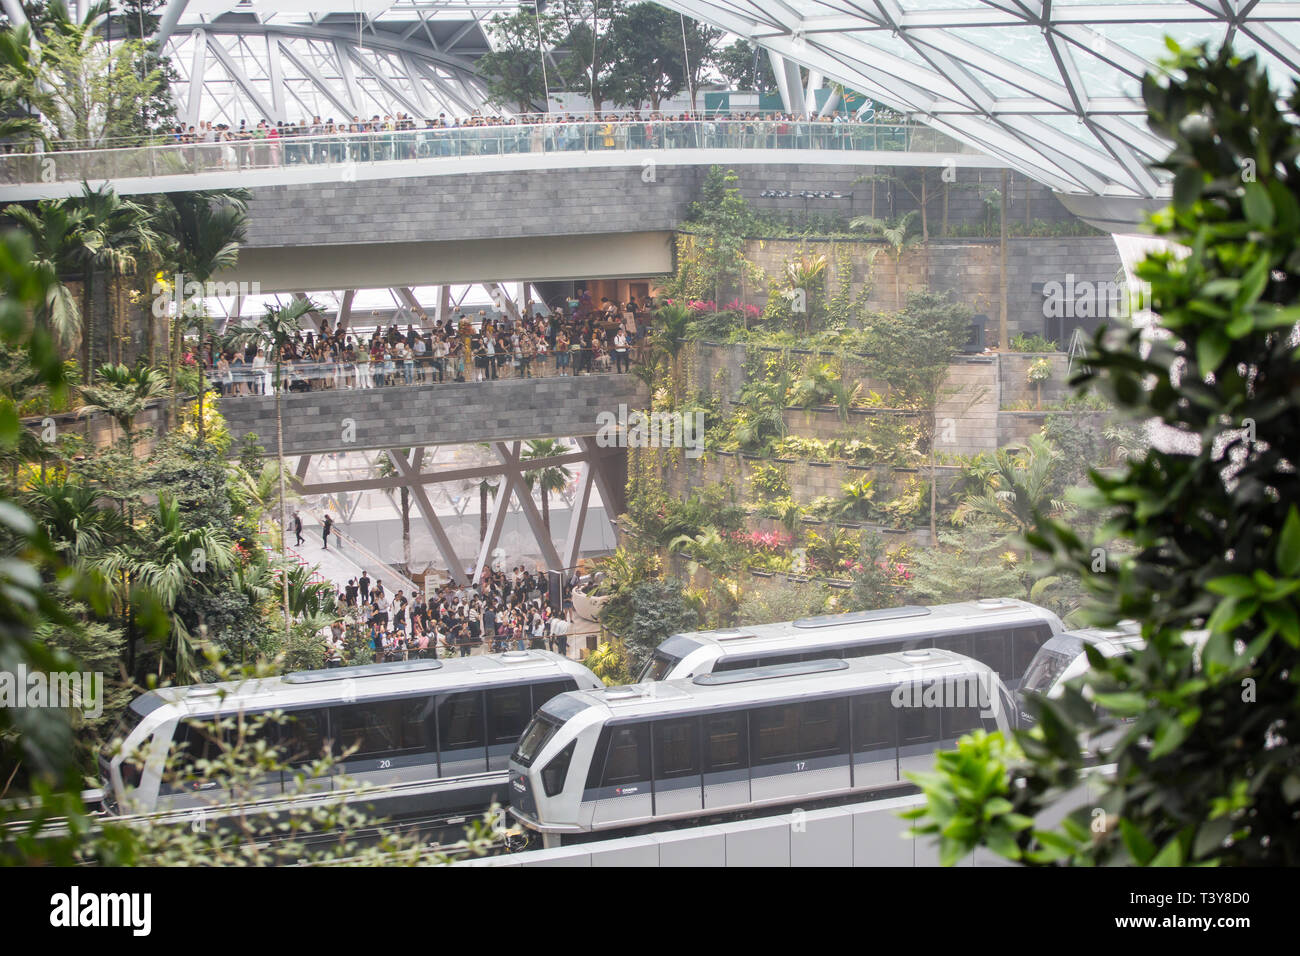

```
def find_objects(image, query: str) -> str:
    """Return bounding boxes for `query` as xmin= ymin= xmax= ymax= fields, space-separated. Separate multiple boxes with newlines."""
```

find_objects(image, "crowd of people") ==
xmin=321 ymin=566 xmax=577 ymax=666
xmin=167 ymin=109 xmax=898 ymax=168
xmin=210 ymin=289 xmax=650 ymax=395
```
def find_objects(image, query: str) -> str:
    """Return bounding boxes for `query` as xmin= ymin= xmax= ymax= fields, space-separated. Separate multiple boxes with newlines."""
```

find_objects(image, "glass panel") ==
xmin=852 ymin=693 xmax=896 ymax=752
xmin=704 ymin=712 xmax=748 ymax=772
xmin=487 ymin=685 xmax=530 ymax=745
xmin=653 ymin=718 xmax=700 ymax=779
xmin=799 ymin=698 xmax=848 ymax=757
xmin=752 ymin=704 xmax=801 ymax=764
xmin=602 ymin=724 xmax=651 ymax=785
xmin=436 ymin=691 xmax=485 ymax=752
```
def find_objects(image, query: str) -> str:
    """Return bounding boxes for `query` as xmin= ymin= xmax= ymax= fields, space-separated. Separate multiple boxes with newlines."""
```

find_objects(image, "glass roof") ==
xmin=654 ymin=0 xmax=1300 ymax=198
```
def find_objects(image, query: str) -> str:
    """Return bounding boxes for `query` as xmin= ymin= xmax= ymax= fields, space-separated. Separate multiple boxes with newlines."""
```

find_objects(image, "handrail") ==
xmin=18 ymin=107 xmax=910 ymax=151
xmin=0 ymin=117 xmax=975 ymax=188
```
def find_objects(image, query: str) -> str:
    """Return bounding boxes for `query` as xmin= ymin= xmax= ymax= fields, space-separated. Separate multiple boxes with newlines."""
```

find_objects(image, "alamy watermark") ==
xmin=1041 ymin=273 xmax=1151 ymax=320
xmin=891 ymin=668 xmax=997 ymax=720
xmin=0 ymin=665 xmax=103 ymax=719
xmin=595 ymin=404 xmax=706 ymax=459
xmin=152 ymin=275 xmax=262 ymax=318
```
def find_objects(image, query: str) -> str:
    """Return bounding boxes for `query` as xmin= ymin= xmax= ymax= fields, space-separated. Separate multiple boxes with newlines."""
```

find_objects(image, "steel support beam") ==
xmin=387 ymin=447 xmax=464 ymax=584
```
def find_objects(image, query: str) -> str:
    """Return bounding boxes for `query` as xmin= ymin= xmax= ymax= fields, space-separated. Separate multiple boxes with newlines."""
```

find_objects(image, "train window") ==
xmin=703 ymin=712 xmax=748 ymax=772
xmin=601 ymin=723 xmax=651 ymax=786
xmin=280 ymin=708 xmax=328 ymax=764
xmin=713 ymin=656 xmax=757 ymax=673
xmin=751 ymin=704 xmax=801 ymax=764
xmin=333 ymin=700 xmax=409 ymax=759
xmin=898 ymin=692 xmax=942 ymax=746
xmin=972 ymin=631 xmax=1010 ymax=679
xmin=934 ymin=632 xmax=973 ymax=660
xmin=798 ymin=698 xmax=849 ymax=757
xmin=1011 ymin=627 xmax=1049 ymax=679
xmin=487 ymin=686 xmax=531 ymax=745
xmin=531 ymin=680 xmax=577 ymax=711
xmin=653 ymin=718 xmax=700 ymax=779
xmin=399 ymin=696 xmax=437 ymax=751
xmin=851 ymin=693 xmax=896 ymax=752
xmin=541 ymin=741 xmax=576 ymax=797
xmin=941 ymin=679 xmax=988 ymax=739
xmin=437 ymin=691 xmax=485 ymax=752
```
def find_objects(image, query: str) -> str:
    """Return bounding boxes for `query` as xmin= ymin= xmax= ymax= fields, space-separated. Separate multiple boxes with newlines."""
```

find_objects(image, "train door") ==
xmin=436 ymin=690 xmax=488 ymax=777
xmin=589 ymin=723 xmax=653 ymax=827
xmin=651 ymin=717 xmax=702 ymax=817
xmin=702 ymin=711 xmax=750 ymax=810
xmin=333 ymin=696 xmax=439 ymax=788
xmin=850 ymin=691 xmax=900 ymax=788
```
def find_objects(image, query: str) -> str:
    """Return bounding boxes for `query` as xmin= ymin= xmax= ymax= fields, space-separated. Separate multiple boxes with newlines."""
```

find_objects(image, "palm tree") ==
xmin=849 ymin=211 xmax=919 ymax=309
xmin=152 ymin=189 xmax=248 ymax=438
xmin=4 ymin=199 xmax=85 ymax=349
xmin=99 ymin=493 xmax=236 ymax=683
xmin=223 ymin=296 xmax=316 ymax=642
xmin=521 ymin=438 xmax=573 ymax=533
xmin=74 ymin=184 xmax=158 ymax=377
xmin=652 ymin=301 xmax=691 ymax=402
xmin=375 ymin=448 xmax=425 ymax=569
xmin=953 ymin=434 xmax=1067 ymax=552
xmin=77 ymin=361 xmax=170 ymax=445
xmin=0 ymin=24 xmax=45 ymax=146
xmin=782 ymin=253 xmax=828 ymax=334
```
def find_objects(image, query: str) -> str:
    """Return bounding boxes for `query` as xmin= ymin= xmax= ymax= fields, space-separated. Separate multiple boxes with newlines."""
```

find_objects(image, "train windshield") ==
xmin=1020 ymin=635 xmax=1084 ymax=700
xmin=637 ymin=651 xmax=680 ymax=683
xmin=513 ymin=712 xmax=562 ymax=768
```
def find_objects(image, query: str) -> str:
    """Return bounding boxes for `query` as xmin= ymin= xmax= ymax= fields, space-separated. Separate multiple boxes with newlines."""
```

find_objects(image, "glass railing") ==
xmin=0 ymin=118 xmax=976 ymax=187
xmin=212 ymin=346 xmax=643 ymax=398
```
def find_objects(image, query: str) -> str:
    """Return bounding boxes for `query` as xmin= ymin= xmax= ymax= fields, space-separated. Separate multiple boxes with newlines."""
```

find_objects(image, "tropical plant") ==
xmin=77 ymin=361 xmax=169 ymax=444
xmin=3 ymin=199 xmax=85 ymax=348
xmin=97 ymin=493 xmax=236 ymax=683
xmin=223 ymin=296 xmax=316 ymax=640
xmin=72 ymin=184 xmax=158 ymax=376
xmin=1026 ymin=357 xmax=1053 ymax=409
xmin=952 ymin=434 xmax=1067 ymax=544
xmin=152 ymin=189 xmax=248 ymax=438
xmin=521 ymin=438 xmax=572 ymax=533
xmin=849 ymin=211 xmax=919 ymax=308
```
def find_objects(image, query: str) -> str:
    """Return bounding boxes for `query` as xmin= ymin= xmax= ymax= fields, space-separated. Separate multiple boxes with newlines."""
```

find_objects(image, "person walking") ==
xmin=322 ymin=513 xmax=334 ymax=550
xmin=292 ymin=510 xmax=304 ymax=546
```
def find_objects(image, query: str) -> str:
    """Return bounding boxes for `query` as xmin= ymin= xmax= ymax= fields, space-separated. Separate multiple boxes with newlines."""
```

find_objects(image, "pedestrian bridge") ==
xmin=0 ymin=117 xmax=995 ymax=203
xmin=222 ymin=369 xmax=647 ymax=458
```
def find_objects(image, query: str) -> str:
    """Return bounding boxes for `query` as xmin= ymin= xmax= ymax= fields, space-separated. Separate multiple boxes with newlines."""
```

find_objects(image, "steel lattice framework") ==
xmin=154 ymin=1 xmax=518 ymax=128
xmin=650 ymin=0 xmax=1300 ymax=199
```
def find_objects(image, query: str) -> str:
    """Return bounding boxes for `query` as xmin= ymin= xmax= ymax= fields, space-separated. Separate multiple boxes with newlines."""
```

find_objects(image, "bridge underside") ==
xmin=223 ymin=231 xmax=673 ymax=293
xmin=222 ymin=374 xmax=648 ymax=458
xmin=292 ymin=438 xmax=626 ymax=585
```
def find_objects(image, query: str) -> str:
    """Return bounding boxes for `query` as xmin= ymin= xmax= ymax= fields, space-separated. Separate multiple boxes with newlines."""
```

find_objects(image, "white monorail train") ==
xmin=509 ymin=649 xmax=1016 ymax=847
xmin=1016 ymin=624 xmax=1207 ymax=727
xmin=100 ymin=651 xmax=601 ymax=821
xmin=637 ymin=598 xmax=1063 ymax=691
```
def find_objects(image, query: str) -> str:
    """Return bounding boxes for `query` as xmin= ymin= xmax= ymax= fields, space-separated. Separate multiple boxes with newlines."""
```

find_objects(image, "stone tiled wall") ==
xmin=222 ymin=374 xmax=648 ymax=456
xmin=242 ymin=163 xmax=1080 ymax=251
xmin=740 ymin=236 xmax=1121 ymax=343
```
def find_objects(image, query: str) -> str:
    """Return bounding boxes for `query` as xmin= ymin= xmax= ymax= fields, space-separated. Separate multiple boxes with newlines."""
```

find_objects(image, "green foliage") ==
xmin=1008 ymin=333 xmax=1060 ymax=352
xmin=476 ymin=8 xmax=562 ymax=112
xmin=913 ymin=44 xmax=1300 ymax=865
xmin=863 ymin=291 xmax=973 ymax=408
xmin=746 ymin=463 xmax=790 ymax=501
xmin=599 ymin=578 xmax=701 ymax=671
xmin=583 ymin=640 xmax=633 ymax=686
xmin=735 ymin=580 xmax=831 ymax=625
xmin=908 ymin=523 xmax=1025 ymax=603
xmin=900 ymin=731 xmax=1036 ymax=865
